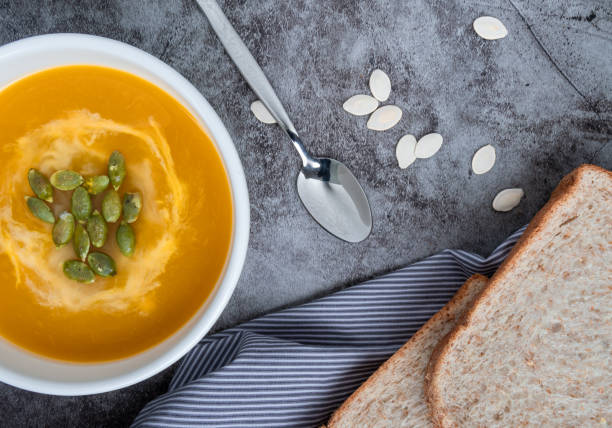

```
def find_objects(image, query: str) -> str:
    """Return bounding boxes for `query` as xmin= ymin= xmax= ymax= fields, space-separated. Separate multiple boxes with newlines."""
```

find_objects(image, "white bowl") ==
xmin=0 ymin=34 xmax=250 ymax=395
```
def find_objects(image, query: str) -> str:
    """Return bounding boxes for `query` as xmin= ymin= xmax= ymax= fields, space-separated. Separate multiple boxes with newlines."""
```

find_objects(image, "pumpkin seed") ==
xmin=250 ymin=100 xmax=277 ymax=124
xmin=87 ymin=252 xmax=117 ymax=277
xmin=116 ymin=222 xmax=135 ymax=257
xmin=396 ymin=134 xmax=417 ymax=169
xmin=472 ymin=144 xmax=496 ymax=175
xmin=342 ymin=94 xmax=379 ymax=116
xmin=414 ymin=133 xmax=443 ymax=159
xmin=83 ymin=175 xmax=110 ymax=195
xmin=53 ymin=211 xmax=75 ymax=247
xmin=473 ymin=16 xmax=508 ymax=40
xmin=366 ymin=105 xmax=402 ymax=131
xmin=492 ymin=188 xmax=524 ymax=212
xmin=123 ymin=192 xmax=142 ymax=223
xmin=25 ymin=197 xmax=55 ymax=224
xmin=50 ymin=170 xmax=84 ymax=191
xmin=86 ymin=210 xmax=108 ymax=248
xmin=102 ymin=189 xmax=122 ymax=223
xmin=369 ymin=69 xmax=391 ymax=102
xmin=28 ymin=169 xmax=53 ymax=202
xmin=71 ymin=187 xmax=92 ymax=223
xmin=63 ymin=260 xmax=95 ymax=283
xmin=73 ymin=223 xmax=90 ymax=261
xmin=108 ymin=151 xmax=126 ymax=190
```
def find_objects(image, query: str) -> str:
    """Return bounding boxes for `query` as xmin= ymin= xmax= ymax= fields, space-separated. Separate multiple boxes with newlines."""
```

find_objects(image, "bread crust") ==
xmin=425 ymin=164 xmax=612 ymax=428
xmin=327 ymin=274 xmax=488 ymax=427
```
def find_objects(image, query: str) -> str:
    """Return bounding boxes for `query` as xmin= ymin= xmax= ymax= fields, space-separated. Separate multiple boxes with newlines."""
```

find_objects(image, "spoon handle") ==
xmin=198 ymin=0 xmax=319 ymax=168
xmin=197 ymin=0 xmax=297 ymax=135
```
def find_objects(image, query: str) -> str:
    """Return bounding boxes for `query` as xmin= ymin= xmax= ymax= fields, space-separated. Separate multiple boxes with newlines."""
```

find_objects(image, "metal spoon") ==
xmin=197 ymin=0 xmax=372 ymax=243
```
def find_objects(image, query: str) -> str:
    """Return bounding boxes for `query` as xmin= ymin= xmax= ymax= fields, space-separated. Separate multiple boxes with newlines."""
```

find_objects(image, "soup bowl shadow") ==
xmin=0 ymin=33 xmax=249 ymax=395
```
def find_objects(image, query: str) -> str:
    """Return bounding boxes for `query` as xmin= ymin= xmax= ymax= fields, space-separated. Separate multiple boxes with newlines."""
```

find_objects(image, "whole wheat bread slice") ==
xmin=426 ymin=164 xmax=612 ymax=427
xmin=326 ymin=274 xmax=488 ymax=428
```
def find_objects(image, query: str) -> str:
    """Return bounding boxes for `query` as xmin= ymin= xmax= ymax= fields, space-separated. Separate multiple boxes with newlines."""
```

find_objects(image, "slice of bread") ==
xmin=326 ymin=274 xmax=488 ymax=428
xmin=426 ymin=164 xmax=612 ymax=427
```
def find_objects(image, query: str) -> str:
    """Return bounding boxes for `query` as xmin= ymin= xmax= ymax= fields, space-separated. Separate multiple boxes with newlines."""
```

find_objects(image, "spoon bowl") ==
xmin=297 ymin=158 xmax=371 ymax=242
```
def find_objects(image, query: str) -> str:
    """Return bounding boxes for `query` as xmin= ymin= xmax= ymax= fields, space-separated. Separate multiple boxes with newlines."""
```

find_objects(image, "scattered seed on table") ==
xmin=492 ymin=188 xmax=524 ymax=212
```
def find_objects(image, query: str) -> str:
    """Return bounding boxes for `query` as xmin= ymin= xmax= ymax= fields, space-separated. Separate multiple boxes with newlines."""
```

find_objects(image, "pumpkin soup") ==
xmin=0 ymin=66 xmax=233 ymax=362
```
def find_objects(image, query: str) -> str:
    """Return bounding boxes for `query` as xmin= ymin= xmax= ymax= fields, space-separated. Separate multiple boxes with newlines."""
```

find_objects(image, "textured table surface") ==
xmin=0 ymin=0 xmax=610 ymax=426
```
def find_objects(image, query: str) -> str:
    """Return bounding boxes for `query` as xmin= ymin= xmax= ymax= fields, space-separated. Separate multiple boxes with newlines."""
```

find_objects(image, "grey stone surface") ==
xmin=0 ymin=0 xmax=610 ymax=426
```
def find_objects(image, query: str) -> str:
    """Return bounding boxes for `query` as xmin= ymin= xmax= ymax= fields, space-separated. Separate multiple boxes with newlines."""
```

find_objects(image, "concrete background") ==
xmin=0 ymin=0 xmax=610 ymax=426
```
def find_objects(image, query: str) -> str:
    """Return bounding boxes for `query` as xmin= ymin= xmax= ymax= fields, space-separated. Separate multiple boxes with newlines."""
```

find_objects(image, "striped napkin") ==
xmin=133 ymin=226 xmax=525 ymax=428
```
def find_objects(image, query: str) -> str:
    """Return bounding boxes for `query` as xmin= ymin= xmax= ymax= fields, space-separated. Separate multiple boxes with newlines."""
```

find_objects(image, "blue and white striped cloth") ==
xmin=133 ymin=226 xmax=525 ymax=428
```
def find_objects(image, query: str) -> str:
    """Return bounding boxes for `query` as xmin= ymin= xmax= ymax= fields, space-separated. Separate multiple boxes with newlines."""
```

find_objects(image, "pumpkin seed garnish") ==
xmin=108 ymin=151 xmax=126 ymax=190
xmin=28 ymin=169 xmax=53 ymax=203
xmin=71 ymin=186 xmax=92 ymax=223
xmin=73 ymin=223 xmax=90 ymax=262
xmin=52 ymin=211 xmax=75 ymax=247
xmin=83 ymin=175 xmax=110 ymax=195
xmin=87 ymin=252 xmax=117 ymax=277
xmin=116 ymin=222 xmax=135 ymax=257
xmin=63 ymin=260 xmax=95 ymax=283
xmin=27 ymin=152 xmax=142 ymax=282
xmin=123 ymin=192 xmax=142 ymax=223
xmin=86 ymin=210 xmax=108 ymax=248
xmin=49 ymin=170 xmax=84 ymax=191
xmin=102 ymin=189 xmax=122 ymax=223
xmin=25 ymin=196 xmax=55 ymax=224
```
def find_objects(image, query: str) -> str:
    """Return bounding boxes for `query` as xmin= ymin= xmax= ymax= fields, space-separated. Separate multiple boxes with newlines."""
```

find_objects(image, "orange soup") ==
xmin=0 ymin=66 xmax=233 ymax=362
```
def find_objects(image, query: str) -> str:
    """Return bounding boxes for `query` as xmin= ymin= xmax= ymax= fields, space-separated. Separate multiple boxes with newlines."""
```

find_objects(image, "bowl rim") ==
xmin=0 ymin=33 xmax=250 ymax=395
